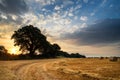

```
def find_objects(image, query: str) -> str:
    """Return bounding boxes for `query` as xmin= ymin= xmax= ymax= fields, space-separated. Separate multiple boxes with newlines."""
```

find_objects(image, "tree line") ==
xmin=0 ymin=25 xmax=86 ymax=60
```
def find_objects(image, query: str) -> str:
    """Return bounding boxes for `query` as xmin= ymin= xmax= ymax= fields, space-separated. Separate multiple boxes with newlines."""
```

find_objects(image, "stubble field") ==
xmin=0 ymin=58 xmax=120 ymax=80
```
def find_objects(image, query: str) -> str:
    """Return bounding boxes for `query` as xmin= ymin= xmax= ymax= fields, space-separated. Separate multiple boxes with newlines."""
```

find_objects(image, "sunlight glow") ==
xmin=10 ymin=48 xmax=18 ymax=54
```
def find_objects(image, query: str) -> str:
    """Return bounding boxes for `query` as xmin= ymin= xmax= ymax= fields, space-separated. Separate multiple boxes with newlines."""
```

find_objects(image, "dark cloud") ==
xmin=0 ymin=14 xmax=23 ymax=25
xmin=0 ymin=0 xmax=28 ymax=15
xmin=62 ymin=19 xmax=120 ymax=46
xmin=0 ymin=0 xmax=29 ymax=25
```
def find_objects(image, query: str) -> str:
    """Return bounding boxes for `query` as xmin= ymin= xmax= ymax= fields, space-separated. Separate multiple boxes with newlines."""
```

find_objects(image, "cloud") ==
xmin=0 ymin=0 xmax=28 ymax=15
xmin=21 ymin=12 xmax=47 ymax=28
xmin=90 ymin=12 xmax=95 ymax=16
xmin=83 ymin=0 xmax=88 ymax=3
xmin=62 ymin=19 xmax=120 ymax=46
xmin=63 ymin=0 xmax=74 ymax=7
xmin=54 ymin=5 xmax=61 ymax=10
xmin=0 ymin=24 xmax=18 ymax=40
xmin=0 ymin=14 xmax=7 ymax=19
xmin=80 ymin=16 xmax=88 ymax=21
xmin=35 ymin=0 xmax=55 ymax=6
xmin=100 ymin=0 xmax=107 ymax=7
xmin=74 ymin=5 xmax=82 ymax=10
xmin=0 ymin=0 xmax=29 ymax=25
xmin=68 ymin=13 xmax=74 ymax=17
xmin=109 ymin=4 xmax=113 ymax=8
xmin=0 ymin=14 xmax=23 ymax=25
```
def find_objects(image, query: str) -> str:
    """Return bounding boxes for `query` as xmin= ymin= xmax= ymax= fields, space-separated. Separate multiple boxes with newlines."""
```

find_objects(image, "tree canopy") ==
xmin=11 ymin=25 xmax=61 ymax=58
xmin=11 ymin=25 xmax=47 ymax=56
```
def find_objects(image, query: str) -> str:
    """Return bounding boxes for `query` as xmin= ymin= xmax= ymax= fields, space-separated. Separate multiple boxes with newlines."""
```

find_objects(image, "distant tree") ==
xmin=39 ymin=43 xmax=61 ymax=58
xmin=11 ymin=25 xmax=47 ymax=57
xmin=56 ymin=51 xmax=86 ymax=58
xmin=70 ymin=53 xmax=86 ymax=58
xmin=56 ymin=51 xmax=70 ymax=57
xmin=52 ymin=44 xmax=61 ymax=51
xmin=50 ymin=43 xmax=61 ymax=58
xmin=0 ymin=45 xmax=9 ymax=60
xmin=0 ymin=45 xmax=7 ymax=54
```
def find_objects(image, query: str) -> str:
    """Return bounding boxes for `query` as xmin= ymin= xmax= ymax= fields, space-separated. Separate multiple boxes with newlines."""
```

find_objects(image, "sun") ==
xmin=11 ymin=48 xmax=18 ymax=54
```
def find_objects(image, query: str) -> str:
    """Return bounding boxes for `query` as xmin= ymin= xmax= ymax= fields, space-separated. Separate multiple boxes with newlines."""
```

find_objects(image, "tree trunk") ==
xmin=29 ymin=44 xmax=35 ymax=57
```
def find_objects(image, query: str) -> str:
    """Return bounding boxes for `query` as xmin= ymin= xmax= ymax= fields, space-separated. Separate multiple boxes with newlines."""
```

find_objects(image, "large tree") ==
xmin=11 ymin=25 xmax=47 ymax=56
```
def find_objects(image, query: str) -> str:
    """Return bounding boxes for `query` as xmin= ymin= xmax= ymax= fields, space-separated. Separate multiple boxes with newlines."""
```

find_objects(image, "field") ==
xmin=0 ymin=58 xmax=120 ymax=80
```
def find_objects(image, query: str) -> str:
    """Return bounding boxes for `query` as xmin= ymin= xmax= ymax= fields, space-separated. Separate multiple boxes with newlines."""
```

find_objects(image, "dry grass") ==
xmin=0 ymin=58 xmax=120 ymax=80
xmin=47 ymin=58 xmax=120 ymax=80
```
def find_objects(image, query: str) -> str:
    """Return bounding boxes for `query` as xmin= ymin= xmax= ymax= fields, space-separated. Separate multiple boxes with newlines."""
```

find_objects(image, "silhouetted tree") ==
xmin=39 ymin=43 xmax=61 ymax=58
xmin=56 ymin=51 xmax=70 ymax=57
xmin=51 ymin=43 xmax=61 ymax=57
xmin=70 ymin=53 xmax=86 ymax=58
xmin=0 ymin=46 xmax=7 ymax=53
xmin=10 ymin=25 xmax=86 ymax=59
xmin=0 ymin=45 xmax=9 ymax=60
xmin=11 ymin=25 xmax=47 ymax=57
xmin=52 ymin=44 xmax=61 ymax=51
xmin=39 ymin=41 xmax=52 ymax=57
xmin=56 ymin=51 xmax=86 ymax=58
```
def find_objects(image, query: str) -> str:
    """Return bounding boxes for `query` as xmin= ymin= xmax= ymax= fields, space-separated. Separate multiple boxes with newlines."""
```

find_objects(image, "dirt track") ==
xmin=0 ymin=59 xmax=63 ymax=80
xmin=0 ymin=58 xmax=120 ymax=80
xmin=0 ymin=59 xmax=57 ymax=80
xmin=14 ymin=60 xmax=59 ymax=80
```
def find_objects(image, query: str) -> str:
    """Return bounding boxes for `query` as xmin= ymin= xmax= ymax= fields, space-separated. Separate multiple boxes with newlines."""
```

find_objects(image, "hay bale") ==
xmin=109 ymin=57 xmax=118 ymax=62
xmin=99 ymin=57 xmax=104 ymax=60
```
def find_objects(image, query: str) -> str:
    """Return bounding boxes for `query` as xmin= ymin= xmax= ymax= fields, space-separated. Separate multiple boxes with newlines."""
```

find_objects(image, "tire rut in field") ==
xmin=13 ymin=60 xmax=58 ymax=80
xmin=38 ymin=62 xmax=59 ymax=80
xmin=14 ymin=61 xmax=38 ymax=75
xmin=14 ymin=61 xmax=40 ymax=80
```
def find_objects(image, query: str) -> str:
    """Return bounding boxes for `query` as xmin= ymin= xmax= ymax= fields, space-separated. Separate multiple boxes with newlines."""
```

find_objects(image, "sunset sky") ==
xmin=0 ymin=0 xmax=120 ymax=57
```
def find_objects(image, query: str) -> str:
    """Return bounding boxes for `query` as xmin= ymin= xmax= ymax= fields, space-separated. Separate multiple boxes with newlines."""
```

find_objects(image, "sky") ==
xmin=0 ymin=0 xmax=120 ymax=57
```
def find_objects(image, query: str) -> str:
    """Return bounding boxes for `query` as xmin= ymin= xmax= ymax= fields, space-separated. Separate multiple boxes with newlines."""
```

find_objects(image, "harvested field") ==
xmin=0 ymin=58 xmax=120 ymax=80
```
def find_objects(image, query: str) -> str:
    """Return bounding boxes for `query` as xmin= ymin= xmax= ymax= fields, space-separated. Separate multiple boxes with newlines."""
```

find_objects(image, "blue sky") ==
xmin=28 ymin=0 xmax=120 ymax=22
xmin=0 ymin=0 xmax=120 ymax=56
